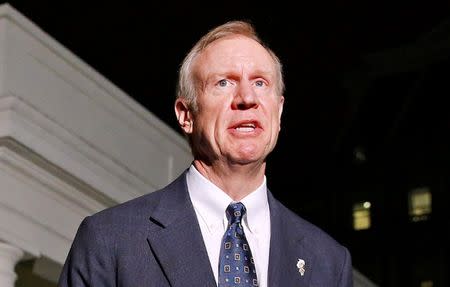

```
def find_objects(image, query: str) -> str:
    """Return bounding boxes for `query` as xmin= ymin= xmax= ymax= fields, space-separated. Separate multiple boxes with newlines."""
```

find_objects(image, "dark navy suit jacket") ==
xmin=58 ymin=171 xmax=353 ymax=286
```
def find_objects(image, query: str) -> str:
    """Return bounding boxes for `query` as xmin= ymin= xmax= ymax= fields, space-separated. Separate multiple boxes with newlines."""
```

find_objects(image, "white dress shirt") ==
xmin=186 ymin=165 xmax=271 ymax=287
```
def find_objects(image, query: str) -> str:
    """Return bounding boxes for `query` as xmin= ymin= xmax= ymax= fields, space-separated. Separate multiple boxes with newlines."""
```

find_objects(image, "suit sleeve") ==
xmin=58 ymin=217 xmax=115 ymax=287
xmin=338 ymin=246 xmax=353 ymax=287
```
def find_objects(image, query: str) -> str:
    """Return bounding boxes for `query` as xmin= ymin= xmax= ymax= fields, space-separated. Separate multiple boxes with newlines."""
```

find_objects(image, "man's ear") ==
xmin=278 ymin=95 xmax=285 ymax=120
xmin=174 ymin=98 xmax=193 ymax=134
xmin=278 ymin=95 xmax=284 ymax=131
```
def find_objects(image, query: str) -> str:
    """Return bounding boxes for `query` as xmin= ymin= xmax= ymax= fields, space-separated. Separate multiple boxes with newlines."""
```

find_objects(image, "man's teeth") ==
xmin=236 ymin=125 xmax=255 ymax=132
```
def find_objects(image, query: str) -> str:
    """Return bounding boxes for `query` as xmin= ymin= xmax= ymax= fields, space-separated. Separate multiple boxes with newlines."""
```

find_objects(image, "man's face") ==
xmin=181 ymin=35 xmax=284 ymax=166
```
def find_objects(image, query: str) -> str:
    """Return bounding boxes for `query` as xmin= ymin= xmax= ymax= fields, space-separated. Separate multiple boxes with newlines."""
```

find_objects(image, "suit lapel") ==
xmin=267 ymin=192 xmax=314 ymax=287
xmin=147 ymin=174 xmax=216 ymax=287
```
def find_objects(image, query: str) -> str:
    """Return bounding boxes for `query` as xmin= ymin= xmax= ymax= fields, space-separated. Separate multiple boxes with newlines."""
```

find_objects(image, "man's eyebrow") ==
xmin=252 ymin=69 xmax=274 ymax=77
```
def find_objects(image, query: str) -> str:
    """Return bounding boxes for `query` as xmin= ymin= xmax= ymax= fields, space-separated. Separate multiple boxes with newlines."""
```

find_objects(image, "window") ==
xmin=409 ymin=187 xmax=432 ymax=222
xmin=420 ymin=280 xmax=433 ymax=287
xmin=353 ymin=201 xmax=371 ymax=230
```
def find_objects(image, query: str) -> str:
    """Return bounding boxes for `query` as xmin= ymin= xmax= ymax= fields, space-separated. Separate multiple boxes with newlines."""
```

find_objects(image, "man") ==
xmin=59 ymin=20 xmax=353 ymax=287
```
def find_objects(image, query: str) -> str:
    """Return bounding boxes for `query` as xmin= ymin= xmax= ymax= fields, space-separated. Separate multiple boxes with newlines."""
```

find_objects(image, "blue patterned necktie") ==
xmin=218 ymin=202 xmax=258 ymax=287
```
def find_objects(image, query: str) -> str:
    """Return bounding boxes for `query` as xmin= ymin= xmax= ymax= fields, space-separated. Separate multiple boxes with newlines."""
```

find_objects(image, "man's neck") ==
xmin=193 ymin=160 xmax=266 ymax=201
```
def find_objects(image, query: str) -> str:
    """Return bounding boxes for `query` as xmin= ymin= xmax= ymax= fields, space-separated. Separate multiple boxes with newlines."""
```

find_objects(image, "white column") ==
xmin=0 ymin=242 xmax=24 ymax=287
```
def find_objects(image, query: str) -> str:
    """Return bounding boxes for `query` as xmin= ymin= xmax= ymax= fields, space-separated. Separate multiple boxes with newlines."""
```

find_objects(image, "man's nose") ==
xmin=231 ymin=82 xmax=259 ymax=110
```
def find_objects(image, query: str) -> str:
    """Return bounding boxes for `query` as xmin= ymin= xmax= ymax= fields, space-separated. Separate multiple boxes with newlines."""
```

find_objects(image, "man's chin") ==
xmin=230 ymin=155 xmax=265 ymax=166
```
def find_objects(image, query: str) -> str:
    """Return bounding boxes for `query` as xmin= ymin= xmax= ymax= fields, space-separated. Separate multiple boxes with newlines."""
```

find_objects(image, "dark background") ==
xmin=4 ymin=1 xmax=450 ymax=285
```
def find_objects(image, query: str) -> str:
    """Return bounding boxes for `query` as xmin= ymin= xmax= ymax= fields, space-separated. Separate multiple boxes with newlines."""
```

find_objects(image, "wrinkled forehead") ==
xmin=193 ymin=35 xmax=276 ymax=77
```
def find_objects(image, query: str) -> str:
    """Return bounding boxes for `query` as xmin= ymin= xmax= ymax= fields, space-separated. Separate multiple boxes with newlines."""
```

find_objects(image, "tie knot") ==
xmin=226 ymin=202 xmax=246 ymax=224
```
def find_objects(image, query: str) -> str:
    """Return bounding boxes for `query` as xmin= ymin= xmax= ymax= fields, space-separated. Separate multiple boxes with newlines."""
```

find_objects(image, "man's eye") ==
xmin=255 ymin=80 xmax=265 ymax=87
xmin=218 ymin=79 xmax=228 ymax=87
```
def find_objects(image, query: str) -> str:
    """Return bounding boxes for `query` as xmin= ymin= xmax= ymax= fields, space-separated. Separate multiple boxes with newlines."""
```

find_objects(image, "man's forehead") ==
xmin=195 ymin=36 xmax=275 ymax=76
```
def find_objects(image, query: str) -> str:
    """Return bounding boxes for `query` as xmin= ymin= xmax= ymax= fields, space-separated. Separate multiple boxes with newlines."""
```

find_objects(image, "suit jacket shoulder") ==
xmin=58 ymin=171 xmax=216 ymax=287
xmin=267 ymin=192 xmax=353 ymax=287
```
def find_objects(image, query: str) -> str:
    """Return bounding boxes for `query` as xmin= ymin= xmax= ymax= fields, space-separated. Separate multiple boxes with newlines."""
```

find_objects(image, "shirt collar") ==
xmin=186 ymin=164 xmax=268 ymax=235
xmin=240 ymin=180 xmax=269 ymax=234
